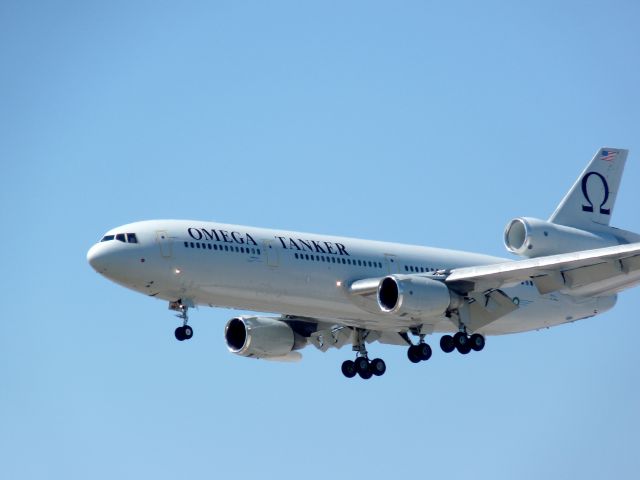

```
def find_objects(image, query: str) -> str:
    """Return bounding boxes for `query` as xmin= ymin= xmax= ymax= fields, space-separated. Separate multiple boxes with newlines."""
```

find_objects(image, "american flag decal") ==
xmin=601 ymin=150 xmax=618 ymax=162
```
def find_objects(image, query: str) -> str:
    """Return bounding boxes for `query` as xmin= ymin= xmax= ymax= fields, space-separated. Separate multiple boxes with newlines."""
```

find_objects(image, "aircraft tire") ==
xmin=470 ymin=333 xmax=485 ymax=351
xmin=355 ymin=356 xmax=370 ymax=373
xmin=417 ymin=343 xmax=432 ymax=361
xmin=453 ymin=331 xmax=469 ymax=349
xmin=456 ymin=343 xmax=472 ymax=355
xmin=370 ymin=358 xmax=386 ymax=376
xmin=174 ymin=326 xmax=186 ymax=341
xmin=183 ymin=326 xmax=193 ymax=340
xmin=440 ymin=335 xmax=455 ymax=353
xmin=407 ymin=345 xmax=421 ymax=363
xmin=341 ymin=360 xmax=357 ymax=378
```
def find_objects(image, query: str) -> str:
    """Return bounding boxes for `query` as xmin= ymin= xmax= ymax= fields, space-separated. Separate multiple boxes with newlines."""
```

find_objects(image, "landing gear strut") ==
xmin=341 ymin=328 xmax=386 ymax=380
xmin=170 ymin=300 xmax=193 ymax=341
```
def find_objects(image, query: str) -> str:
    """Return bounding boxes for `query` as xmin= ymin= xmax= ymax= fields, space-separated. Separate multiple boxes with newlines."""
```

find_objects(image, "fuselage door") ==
xmin=156 ymin=230 xmax=172 ymax=258
xmin=385 ymin=254 xmax=399 ymax=274
xmin=264 ymin=240 xmax=279 ymax=267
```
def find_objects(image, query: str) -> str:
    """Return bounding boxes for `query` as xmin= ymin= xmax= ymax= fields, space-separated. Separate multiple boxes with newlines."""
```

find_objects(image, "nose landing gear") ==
xmin=170 ymin=299 xmax=193 ymax=341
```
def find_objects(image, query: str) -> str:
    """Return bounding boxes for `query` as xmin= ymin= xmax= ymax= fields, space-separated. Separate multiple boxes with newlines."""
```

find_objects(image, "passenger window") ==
xmin=115 ymin=233 xmax=126 ymax=242
xmin=190 ymin=242 xmax=195 ymax=248
xmin=184 ymin=242 xmax=188 ymax=247
xmin=257 ymin=249 xmax=261 ymax=255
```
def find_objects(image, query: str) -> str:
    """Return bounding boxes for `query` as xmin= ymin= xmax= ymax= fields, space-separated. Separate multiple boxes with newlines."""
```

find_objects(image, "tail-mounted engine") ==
xmin=504 ymin=217 xmax=618 ymax=258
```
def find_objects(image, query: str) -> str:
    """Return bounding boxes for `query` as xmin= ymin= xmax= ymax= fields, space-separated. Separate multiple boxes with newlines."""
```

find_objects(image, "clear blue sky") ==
xmin=2 ymin=1 xmax=639 ymax=479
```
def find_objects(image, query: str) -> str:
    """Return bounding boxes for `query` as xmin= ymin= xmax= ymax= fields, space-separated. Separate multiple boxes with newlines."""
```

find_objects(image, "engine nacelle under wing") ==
xmin=225 ymin=316 xmax=305 ymax=360
xmin=377 ymin=275 xmax=459 ymax=319
xmin=504 ymin=217 xmax=618 ymax=258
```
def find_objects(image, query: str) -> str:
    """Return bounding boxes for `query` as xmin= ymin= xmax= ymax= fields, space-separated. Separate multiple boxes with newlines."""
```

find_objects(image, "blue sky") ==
xmin=2 ymin=1 xmax=640 ymax=478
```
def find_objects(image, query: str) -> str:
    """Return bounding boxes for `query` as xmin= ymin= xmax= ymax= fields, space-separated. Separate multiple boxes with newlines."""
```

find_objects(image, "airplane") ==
xmin=87 ymin=147 xmax=640 ymax=379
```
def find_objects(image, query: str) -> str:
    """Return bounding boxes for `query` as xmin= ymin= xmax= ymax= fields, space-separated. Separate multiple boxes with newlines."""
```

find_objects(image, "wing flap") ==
xmin=447 ymin=242 xmax=640 ymax=295
xmin=621 ymin=254 xmax=640 ymax=274
xmin=562 ymin=261 xmax=621 ymax=289
xmin=464 ymin=289 xmax=519 ymax=332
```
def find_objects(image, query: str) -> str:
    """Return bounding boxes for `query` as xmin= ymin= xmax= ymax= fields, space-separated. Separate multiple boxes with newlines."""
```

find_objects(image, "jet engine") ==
xmin=377 ymin=275 xmax=459 ymax=319
xmin=504 ymin=217 xmax=619 ymax=258
xmin=224 ymin=316 xmax=305 ymax=359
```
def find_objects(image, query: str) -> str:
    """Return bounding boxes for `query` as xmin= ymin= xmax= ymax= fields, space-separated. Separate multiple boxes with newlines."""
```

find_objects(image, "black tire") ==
xmin=358 ymin=368 xmax=373 ymax=380
xmin=183 ymin=326 xmax=193 ymax=340
xmin=355 ymin=357 xmax=370 ymax=374
xmin=440 ymin=335 xmax=455 ymax=353
xmin=456 ymin=342 xmax=471 ymax=355
xmin=470 ymin=333 xmax=485 ymax=352
xmin=370 ymin=358 xmax=386 ymax=376
xmin=341 ymin=360 xmax=357 ymax=378
xmin=174 ymin=326 xmax=186 ymax=341
xmin=407 ymin=345 xmax=421 ymax=363
xmin=453 ymin=331 xmax=468 ymax=348
xmin=417 ymin=343 xmax=432 ymax=361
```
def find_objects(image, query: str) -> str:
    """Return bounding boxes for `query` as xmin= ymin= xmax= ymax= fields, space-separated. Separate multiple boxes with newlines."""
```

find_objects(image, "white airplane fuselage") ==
xmin=87 ymin=219 xmax=613 ymax=336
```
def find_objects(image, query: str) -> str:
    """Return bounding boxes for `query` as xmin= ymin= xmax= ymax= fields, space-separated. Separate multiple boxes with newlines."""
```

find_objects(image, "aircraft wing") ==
xmin=446 ymin=242 xmax=640 ymax=296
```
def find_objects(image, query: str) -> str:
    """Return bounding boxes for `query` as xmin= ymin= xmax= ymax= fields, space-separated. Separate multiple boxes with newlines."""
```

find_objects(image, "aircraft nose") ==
xmin=87 ymin=243 xmax=109 ymax=273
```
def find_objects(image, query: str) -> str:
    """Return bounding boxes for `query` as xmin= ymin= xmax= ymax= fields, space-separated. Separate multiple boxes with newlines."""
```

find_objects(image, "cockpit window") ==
xmin=100 ymin=232 xmax=138 ymax=243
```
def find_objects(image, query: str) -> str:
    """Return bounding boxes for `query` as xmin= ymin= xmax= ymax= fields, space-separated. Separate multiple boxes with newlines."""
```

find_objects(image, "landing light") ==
xmin=174 ymin=268 xmax=182 ymax=275
xmin=336 ymin=281 xmax=342 ymax=287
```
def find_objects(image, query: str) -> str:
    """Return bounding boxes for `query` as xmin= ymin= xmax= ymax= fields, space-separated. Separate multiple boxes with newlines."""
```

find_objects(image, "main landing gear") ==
xmin=440 ymin=331 xmax=485 ymax=355
xmin=170 ymin=300 xmax=193 ymax=341
xmin=341 ymin=329 xmax=386 ymax=380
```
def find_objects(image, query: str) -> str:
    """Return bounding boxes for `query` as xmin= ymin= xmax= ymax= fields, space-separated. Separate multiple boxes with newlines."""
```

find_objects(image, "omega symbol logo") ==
xmin=581 ymin=171 xmax=610 ymax=215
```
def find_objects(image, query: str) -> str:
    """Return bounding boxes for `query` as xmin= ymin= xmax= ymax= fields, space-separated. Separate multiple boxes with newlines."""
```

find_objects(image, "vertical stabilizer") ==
xmin=549 ymin=148 xmax=628 ymax=229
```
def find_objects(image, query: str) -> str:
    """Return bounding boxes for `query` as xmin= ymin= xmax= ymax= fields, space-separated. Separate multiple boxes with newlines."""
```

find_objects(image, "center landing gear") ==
xmin=406 ymin=333 xmax=432 ymax=364
xmin=440 ymin=331 xmax=485 ymax=354
xmin=341 ymin=329 xmax=386 ymax=380
xmin=170 ymin=300 xmax=193 ymax=341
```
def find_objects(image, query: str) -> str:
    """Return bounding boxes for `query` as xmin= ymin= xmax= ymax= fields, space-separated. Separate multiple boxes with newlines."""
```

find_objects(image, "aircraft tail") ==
xmin=549 ymin=148 xmax=628 ymax=230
